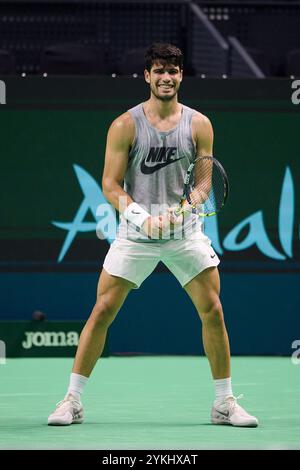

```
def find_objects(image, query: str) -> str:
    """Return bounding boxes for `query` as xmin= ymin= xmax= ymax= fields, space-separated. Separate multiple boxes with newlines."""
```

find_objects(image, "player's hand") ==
xmin=167 ymin=207 xmax=183 ymax=226
xmin=142 ymin=215 xmax=164 ymax=239
xmin=167 ymin=205 xmax=193 ymax=226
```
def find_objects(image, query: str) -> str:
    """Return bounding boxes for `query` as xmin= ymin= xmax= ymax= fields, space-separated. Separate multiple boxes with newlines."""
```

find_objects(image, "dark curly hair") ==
xmin=145 ymin=43 xmax=183 ymax=72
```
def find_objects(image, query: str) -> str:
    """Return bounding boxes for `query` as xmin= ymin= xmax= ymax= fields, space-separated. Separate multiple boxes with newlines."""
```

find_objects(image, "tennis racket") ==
xmin=174 ymin=156 xmax=229 ymax=217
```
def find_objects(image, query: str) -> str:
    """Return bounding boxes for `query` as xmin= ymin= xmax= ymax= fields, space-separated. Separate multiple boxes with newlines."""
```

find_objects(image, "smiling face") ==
xmin=144 ymin=61 xmax=183 ymax=101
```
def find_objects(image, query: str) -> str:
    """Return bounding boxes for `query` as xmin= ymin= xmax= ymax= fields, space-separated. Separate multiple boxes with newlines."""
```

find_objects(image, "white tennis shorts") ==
xmin=103 ymin=234 xmax=220 ymax=288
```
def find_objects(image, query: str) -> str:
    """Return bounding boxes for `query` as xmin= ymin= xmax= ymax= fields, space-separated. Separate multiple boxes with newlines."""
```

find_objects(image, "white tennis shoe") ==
xmin=47 ymin=393 xmax=84 ymax=426
xmin=211 ymin=395 xmax=258 ymax=427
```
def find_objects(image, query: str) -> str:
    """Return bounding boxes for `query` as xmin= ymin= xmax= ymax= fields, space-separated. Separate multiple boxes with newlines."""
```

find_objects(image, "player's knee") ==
xmin=91 ymin=298 xmax=116 ymax=328
xmin=201 ymin=299 xmax=224 ymax=325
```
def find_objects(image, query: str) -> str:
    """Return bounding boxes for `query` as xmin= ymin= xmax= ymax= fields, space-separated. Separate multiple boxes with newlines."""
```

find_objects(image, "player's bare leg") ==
xmin=184 ymin=266 xmax=230 ymax=379
xmin=73 ymin=269 xmax=135 ymax=377
xmin=48 ymin=269 xmax=134 ymax=425
xmin=184 ymin=266 xmax=258 ymax=426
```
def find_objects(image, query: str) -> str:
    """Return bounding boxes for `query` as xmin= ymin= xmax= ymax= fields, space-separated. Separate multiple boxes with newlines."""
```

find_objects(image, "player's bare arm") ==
xmin=102 ymin=112 xmax=135 ymax=212
xmin=190 ymin=113 xmax=214 ymax=204
xmin=192 ymin=112 xmax=214 ymax=157
xmin=102 ymin=112 xmax=162 ymax=238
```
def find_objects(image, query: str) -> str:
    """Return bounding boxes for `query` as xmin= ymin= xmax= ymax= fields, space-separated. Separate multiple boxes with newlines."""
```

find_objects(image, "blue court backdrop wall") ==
xmin=0 ymin=77 xmax=299 ymax=356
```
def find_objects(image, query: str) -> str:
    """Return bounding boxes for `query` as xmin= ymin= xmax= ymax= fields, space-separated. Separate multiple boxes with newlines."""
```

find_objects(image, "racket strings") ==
xmin=188 ymin=158 xmax=226 ymax=215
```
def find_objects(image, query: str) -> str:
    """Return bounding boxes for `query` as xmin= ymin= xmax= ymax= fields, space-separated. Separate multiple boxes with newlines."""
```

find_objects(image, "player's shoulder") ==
xmin=191 ymin=111 xmax=213 ymax=143
xmin=191 ymin=110 xmax=212 ymax=129
xmin=110 ymin=111 xmax=135 ymax=131
xmin=108 ymin=111 xmax=135 ymax=141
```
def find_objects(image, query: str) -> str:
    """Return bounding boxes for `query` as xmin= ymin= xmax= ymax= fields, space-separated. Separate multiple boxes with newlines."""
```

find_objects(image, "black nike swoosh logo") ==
xmin=131 ymin=210 xmax=141 ymax=214
xmin=216 ymin=410 xmax=229 ymax=417
xmin=211 ymin=254 xmax=216 ymax=258
xmin=141 ymin=156 xmax=184 ymax=174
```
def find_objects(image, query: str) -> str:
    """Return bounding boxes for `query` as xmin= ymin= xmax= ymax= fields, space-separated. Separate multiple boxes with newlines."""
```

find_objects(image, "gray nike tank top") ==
xmin=117 ymin=102 xmax=204 ymax=241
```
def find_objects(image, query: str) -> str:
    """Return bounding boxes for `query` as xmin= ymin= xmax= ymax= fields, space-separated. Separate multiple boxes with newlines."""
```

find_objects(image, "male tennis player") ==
xmin=48 ymin=43 xmax=258 ymax=427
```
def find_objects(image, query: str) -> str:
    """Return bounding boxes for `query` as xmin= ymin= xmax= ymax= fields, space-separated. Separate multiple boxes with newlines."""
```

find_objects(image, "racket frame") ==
xmin=177 ymin=156 xmax=229 ymax=217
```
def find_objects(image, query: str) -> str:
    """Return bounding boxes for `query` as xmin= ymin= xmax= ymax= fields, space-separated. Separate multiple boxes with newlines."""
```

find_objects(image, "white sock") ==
xmin=214 ymin=377 xmax=233 ymax=404
xmin=67 ymin=372 xmax=88 ymax=402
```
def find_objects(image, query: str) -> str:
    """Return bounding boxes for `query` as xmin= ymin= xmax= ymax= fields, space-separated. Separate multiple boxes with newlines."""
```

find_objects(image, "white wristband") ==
xmin=123 ymin=202 xmax=150 ymax=229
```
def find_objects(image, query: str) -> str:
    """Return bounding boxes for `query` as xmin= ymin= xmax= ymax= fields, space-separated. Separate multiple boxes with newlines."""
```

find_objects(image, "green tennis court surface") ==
xmin=0 ymin=357 xmax=299 ymax=450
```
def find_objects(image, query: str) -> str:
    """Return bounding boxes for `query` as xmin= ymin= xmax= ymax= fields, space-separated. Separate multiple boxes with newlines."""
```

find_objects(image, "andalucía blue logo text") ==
xmin=52 ymin=165 xmax=297 ymax=262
